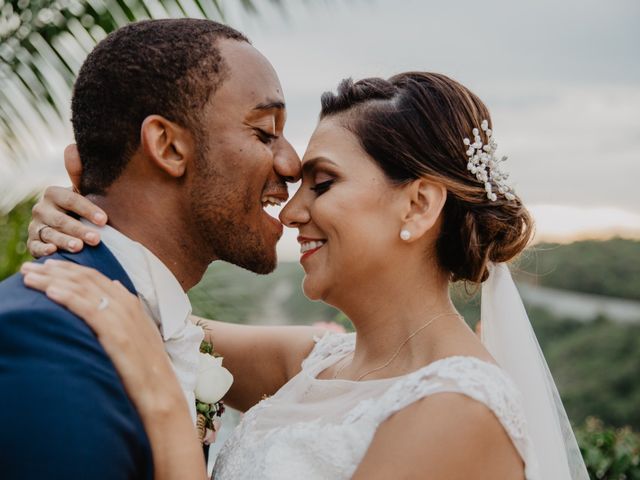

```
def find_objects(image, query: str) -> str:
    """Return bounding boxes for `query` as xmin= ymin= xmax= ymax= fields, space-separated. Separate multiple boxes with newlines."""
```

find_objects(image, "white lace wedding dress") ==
xmin=214 ymin=332 xmax=539 ymax=479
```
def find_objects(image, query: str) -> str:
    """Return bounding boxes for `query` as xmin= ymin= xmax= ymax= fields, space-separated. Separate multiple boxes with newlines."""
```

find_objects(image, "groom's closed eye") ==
xmin=254 ymin=128 xmax=278 ymax=145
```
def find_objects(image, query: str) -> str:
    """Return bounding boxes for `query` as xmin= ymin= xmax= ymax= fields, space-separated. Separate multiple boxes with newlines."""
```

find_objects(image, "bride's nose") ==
xmin=280 ymin=185 xmax=310 ymax=228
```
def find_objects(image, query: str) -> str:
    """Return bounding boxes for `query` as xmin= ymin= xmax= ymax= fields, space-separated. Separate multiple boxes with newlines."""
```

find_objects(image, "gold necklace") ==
xmin=332 ymin=312 xmax=462 ymax=381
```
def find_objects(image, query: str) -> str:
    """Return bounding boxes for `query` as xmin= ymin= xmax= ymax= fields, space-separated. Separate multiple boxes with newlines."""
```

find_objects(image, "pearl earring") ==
xmin=400 ymin=229 xmax=411 ymax=241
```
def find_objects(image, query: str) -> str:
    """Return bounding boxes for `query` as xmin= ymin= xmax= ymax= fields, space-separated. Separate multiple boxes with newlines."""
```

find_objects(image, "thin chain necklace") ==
xmin=332 ymin=312 xmax=462 ymax=381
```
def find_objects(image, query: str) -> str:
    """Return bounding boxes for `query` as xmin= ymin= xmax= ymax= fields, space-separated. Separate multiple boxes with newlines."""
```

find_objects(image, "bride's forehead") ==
xmin=304 ymin=124 xmax=372 ymax=167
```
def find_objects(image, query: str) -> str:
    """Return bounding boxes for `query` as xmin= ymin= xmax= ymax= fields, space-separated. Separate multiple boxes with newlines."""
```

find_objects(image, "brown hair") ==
xmin=320 ymin=72 xmax=534 ymax=283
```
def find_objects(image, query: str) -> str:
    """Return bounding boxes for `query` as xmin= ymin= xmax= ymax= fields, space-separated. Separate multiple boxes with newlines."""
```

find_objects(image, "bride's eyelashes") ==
xmin=310 ymin=179 xmax=335 ymax=195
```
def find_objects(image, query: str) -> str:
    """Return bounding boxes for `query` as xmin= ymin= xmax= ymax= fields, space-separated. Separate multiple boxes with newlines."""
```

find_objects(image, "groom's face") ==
xmin=188 ymin=39 xmax=300 ymax=274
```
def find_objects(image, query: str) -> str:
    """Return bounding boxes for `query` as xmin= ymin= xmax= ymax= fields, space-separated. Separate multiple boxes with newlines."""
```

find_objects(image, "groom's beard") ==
xmin=189 ymin=160 xmax=277 ymax=275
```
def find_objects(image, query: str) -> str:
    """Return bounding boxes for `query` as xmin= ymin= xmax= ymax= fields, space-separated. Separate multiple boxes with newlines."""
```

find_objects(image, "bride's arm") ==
xmin=21 ymin=260 xmax=207 ymax=480
xmin=193 ymin=317 xmax=322 ymax=412
xmin=351 ymin=393 xmax=525 ymax=480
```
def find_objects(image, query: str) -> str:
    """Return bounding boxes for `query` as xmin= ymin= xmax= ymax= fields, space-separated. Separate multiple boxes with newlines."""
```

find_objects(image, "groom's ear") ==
xmin=140 ymin=115 xmax=193 ymax=178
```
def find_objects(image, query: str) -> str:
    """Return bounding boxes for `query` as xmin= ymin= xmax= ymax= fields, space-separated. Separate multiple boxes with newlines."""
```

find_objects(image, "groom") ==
xmin=0 ymin=19 xmax=299 ymax=478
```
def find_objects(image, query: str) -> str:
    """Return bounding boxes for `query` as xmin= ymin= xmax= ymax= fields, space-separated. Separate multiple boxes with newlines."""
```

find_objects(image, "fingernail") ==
xmin=21 ymin=263 xmax=38 ymax=273
xmin=93 ymin=212 xmax=106 ymax=224
xmin=85 ymin=232 xmax=99 ymax=244
xmin=68 ymin=240 xmax=79 ymax=250
xmin=44 ymin=245 xmax=56 ymax=255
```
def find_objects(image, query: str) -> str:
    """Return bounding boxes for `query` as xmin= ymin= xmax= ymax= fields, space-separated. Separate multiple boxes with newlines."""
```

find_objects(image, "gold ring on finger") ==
xmin=37 ymin=224 xmax=51 ymax=243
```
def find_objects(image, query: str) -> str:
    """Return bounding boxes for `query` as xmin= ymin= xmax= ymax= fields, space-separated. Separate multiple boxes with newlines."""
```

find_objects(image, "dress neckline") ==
xmin=308 ymin=342 xmax=500 ymax=385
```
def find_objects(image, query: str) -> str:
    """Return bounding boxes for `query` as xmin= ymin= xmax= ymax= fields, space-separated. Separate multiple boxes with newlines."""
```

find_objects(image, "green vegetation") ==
xmin=531 ymin=309 xmax=640 ymax=430
xmin=576 ymin=417 xmax=640 ymax=479
xmin=0 ymin=199 xmax=34 ymax=280
xmin=518 ymin=239 xmax=640 ymax=301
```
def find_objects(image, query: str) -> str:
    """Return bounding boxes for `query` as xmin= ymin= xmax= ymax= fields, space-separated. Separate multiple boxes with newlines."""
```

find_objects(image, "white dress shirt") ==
xmin=83 ymin=220 xmax=204 ymax=422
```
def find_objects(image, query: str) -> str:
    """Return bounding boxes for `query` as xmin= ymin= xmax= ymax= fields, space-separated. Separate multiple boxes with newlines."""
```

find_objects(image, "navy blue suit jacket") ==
xmin=0 ymin=243 xmax=153 ymax=479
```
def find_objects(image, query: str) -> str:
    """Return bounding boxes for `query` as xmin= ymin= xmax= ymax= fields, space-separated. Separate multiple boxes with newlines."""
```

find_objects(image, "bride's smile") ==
xmin=281 ymin=117 xmax=406 ymax=304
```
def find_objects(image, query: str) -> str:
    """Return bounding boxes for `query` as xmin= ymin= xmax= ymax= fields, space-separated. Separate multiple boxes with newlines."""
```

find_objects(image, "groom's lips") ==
xmin=262 ymin=190 xmax=289 ymax=204
xmin=260 ymin=189 xmax=288 ymax=236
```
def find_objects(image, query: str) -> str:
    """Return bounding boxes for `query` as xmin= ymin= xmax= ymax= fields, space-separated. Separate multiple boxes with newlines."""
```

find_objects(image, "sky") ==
xmin=1 ymin=0 xmax=639 ymax=261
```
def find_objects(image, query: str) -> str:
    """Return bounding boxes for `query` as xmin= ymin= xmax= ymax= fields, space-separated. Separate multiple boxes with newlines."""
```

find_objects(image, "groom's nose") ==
xmin=274 ymin=137 xmax=301 ymax=183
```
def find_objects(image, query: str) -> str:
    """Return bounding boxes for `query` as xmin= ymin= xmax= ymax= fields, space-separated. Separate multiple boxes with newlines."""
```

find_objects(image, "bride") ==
xmin=21 ymin=72 xmax=588 ymax=479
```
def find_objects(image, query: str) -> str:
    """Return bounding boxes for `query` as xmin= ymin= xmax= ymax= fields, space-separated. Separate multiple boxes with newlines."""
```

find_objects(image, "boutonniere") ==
xmin=195 ymin=340 xmax=233 ymax=445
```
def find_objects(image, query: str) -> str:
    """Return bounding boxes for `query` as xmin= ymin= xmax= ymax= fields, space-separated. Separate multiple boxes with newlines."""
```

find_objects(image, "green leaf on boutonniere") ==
xmin=200 ymin=339 xmax=213 ymax=355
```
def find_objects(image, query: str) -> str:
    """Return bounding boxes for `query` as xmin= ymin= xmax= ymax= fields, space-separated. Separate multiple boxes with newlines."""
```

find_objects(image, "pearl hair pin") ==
xmin=463 ymin=120 xmax=516 ymax=202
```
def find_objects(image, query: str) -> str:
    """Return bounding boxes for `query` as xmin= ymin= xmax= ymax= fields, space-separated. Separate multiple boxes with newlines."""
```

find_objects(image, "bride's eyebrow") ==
xmin=301 ymin=157 xmax=338 ymax=177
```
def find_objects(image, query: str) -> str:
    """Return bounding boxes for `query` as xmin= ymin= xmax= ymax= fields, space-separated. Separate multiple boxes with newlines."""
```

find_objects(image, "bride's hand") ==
xmin=28 ymin=145 xmax=108 ymax=258
xmin=20 ymin=259 xmax=208 ymax=479
xmin=20 ymin=259 xmax=183 ymax=414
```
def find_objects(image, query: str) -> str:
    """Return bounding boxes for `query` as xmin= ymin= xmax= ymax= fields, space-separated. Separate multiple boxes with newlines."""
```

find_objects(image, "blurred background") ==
xmin=1 ymin=0 xmax=639 ymax=477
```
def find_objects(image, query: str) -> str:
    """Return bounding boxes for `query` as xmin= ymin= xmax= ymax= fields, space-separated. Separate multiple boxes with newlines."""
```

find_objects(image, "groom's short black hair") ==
xmin=71 ymin=19 xmax=249 ymax=195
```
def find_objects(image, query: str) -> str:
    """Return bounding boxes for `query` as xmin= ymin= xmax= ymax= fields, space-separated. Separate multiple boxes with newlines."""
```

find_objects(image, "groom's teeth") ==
xmin=300 ymin=240 xmax=326 ymax=254
xmin=261 ymin=196 xmax=283 ymax=207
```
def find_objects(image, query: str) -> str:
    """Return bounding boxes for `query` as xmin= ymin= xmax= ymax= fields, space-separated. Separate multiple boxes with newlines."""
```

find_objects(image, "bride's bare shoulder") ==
xmin=352 ymin=392 xmax=525 ymax=480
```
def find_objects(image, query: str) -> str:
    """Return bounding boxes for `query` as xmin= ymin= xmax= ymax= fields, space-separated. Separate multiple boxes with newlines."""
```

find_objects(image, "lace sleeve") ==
xmin=300 ymin=332 xmax=356 ymax=371
xmin=345 ymin=356 xmax=537 ymax=477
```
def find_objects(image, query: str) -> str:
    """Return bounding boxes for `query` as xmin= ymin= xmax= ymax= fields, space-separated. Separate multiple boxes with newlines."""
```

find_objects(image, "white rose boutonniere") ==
xmin=195 ymin=353 xmax=234 ymax=404
xmin=195 ymin=340 xmax=233 ymax=445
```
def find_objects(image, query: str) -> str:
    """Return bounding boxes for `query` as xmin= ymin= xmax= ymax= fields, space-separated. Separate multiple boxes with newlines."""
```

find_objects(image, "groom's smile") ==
xmin=188 ymin=38 xmax=300 ymax=275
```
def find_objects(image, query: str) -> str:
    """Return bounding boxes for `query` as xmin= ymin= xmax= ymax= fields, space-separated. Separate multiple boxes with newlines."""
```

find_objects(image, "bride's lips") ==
xmin=298 ymin=236 xmax=327 ymax=262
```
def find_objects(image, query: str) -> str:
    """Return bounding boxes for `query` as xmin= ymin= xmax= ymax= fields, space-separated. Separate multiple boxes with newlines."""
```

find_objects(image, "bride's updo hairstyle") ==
xmin=320 ymin=72 xmax=534 ymax=283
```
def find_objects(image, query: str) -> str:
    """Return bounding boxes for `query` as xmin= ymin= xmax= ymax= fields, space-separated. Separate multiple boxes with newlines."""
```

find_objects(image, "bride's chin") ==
xmin=301 ymin=276 xmax=325 ymax=302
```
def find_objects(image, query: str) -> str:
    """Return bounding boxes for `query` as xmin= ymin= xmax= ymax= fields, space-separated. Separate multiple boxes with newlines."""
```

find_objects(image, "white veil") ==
xmin=481 ymin=263 xmax=589 ymax=479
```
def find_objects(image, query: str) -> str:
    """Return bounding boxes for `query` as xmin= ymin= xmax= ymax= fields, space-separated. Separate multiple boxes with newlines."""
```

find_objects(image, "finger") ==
xmin=64 ymin=145 xmax=83 ymax=193
xmin=44 ymin=284 xmax=125 ymax=339
xmin=38 ymin=225 xmax=84 ymax=253
xmin=27 ymin=240 xmax=57 ymax=258
xmin=27 ymin=218 xmax=57 ymax=258
xmin=31 ymin=198 xmax=97 ymax=252
xmin=22 ymin=263 xmax=96 ymax=294
xmin=22 ymin=260 xmax=105 ymax=288
xmin=50 ymin=212 xmax=101 ymax=246
xmin=22 ymin=272 xmax=85 ymax=299
xmin=39 ymin=261 xmax=135 ymax=308
xmin=43 ymin=186 xmax=107 ymax=226
xmin=23 ymin=269 xmax=123 ymax=329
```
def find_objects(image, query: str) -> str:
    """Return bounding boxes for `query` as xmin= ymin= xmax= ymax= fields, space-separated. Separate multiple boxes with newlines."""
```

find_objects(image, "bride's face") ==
xmin=280 ymin=117 xmax=405 ymax=303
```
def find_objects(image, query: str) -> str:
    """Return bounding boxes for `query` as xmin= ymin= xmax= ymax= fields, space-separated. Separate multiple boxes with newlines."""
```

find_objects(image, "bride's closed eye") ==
xmin=309 ymin=170 xmax=336 ymax=195
xmin=310 ymin=179 xmax=335 ymax=195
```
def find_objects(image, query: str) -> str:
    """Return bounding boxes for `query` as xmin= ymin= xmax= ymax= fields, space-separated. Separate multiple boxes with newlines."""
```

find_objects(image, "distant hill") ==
xmin=516 ymin=238 xmax=640 ymax=301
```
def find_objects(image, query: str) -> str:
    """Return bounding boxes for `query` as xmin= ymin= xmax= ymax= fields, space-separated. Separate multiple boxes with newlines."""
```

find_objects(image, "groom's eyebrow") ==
xmin=253 ymin=100 xmax=285 ymax=111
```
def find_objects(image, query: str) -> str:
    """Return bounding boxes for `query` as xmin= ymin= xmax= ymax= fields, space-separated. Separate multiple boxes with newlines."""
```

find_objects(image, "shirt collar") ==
xmin=82 ymin=220 xmax=192 ymax=340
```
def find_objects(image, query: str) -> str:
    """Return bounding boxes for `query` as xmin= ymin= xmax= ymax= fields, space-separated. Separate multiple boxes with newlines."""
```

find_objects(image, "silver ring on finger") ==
xmin=97 ymin=296 xmax=110 ymax=311
xmin=37 ymin=224 xmax=51 ymax=243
